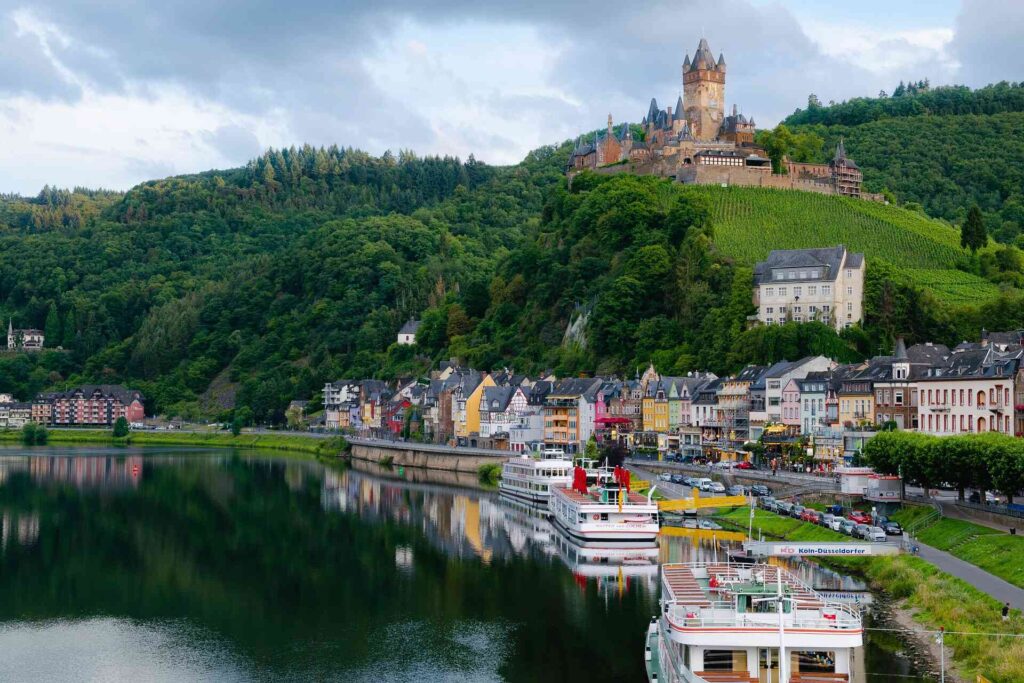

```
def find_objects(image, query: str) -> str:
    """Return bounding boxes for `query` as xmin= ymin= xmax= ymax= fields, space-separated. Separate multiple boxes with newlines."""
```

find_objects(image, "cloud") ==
xmin=949 ymin=0 xmax=1024 ymax=87
xmin=0 ymin=0 xmax=1021 ymax=194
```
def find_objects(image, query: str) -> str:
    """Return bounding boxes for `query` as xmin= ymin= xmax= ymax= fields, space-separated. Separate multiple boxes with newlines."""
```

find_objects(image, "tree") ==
xmin=962 ymin=205 xmax=987 ymax=252
xmin=44 ymin=304 xmax=61 ymax=345
xmin=231 ymin=417 xmax=243 ymax=436
xmin=112 ymin=416 xmax=130 ymax=438
xmin=584 ymin=435 xmax=598 ymax=461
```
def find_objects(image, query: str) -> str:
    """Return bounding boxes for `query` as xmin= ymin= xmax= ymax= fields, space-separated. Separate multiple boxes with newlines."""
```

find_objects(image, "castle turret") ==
xmin=683 ymin=38 xmax=726 ymax=141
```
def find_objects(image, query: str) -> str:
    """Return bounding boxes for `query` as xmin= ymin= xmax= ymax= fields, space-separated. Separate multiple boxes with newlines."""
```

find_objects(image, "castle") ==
xmin=567 ymin=38 xmax=878 ymax=201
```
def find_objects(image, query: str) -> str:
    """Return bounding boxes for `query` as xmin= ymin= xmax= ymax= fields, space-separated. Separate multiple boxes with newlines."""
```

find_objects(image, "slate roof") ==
xmin=399 ymin=319 xmax=421 ymax=335
xmin=753 ymin=246 xmax=863 ymax=285
xmin=51 ymin=384 xmax=144 ymax=403
xmin=482 ymin=386 xmax=516 ymax=413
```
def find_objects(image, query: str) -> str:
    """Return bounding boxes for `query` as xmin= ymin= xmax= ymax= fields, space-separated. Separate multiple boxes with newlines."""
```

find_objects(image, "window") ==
xmin=766 ymin=287 xmax=774 ymax=296
xmin=846 ymin=269 xmax=852 ymax=278
xmin=799 ymin=271 xmax=807 ymax=279
xmin=795 ymin=306 xmax=802 ymax=313
xmin=766 ymin=317 xmax=773 ymax=324
xmin=794 ymin=286 xmax=802 ymax=296
xmin=811 ymin=270 xmax=820 ymax=278
xmin=774 ymin=271 xmax=783 ymax=280
xmin=779 ymin=287 xmax=787 ymax=296
xmin=809 ymin=286 xmax=817 ymax=295
xmin=847 ymin=286 xmax=853 ymax=296
xmin=895 ymin=391 xmax=904 ymax=406
xmin=823 ymin=305 xmax=830 ymax=312
xmin=847 ymin=302 xmax=853 ymax=312
xmin=767 ymin=307 xmax=774 ymax=314
xmin=788 ymin=272 xmax=796 ymax=279
xmin=794 ymin=315 xmax=803 ymax=322
xmin=822 ymin=285 xmax=831 ymax=295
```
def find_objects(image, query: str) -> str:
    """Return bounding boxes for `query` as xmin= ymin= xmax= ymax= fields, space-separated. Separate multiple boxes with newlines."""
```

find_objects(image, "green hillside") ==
xmin=782 ymin=83 xmax=1024 ymax=246
xmin=687 ymin=186 xmax=1000 ymax=304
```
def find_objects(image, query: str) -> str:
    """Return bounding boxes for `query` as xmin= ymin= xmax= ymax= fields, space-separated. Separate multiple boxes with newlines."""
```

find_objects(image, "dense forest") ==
xmin=781 ymin=82 xmax=1024 ymax=245
xmin=3 ymin=84 xmax=1024 ymax=424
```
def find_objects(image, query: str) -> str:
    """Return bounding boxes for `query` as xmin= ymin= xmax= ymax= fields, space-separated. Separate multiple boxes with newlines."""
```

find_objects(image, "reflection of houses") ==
xmin=1 ymin=511 xmax=40 ymax=548
xmin=30 ymin=456 xmax=144 ymax=490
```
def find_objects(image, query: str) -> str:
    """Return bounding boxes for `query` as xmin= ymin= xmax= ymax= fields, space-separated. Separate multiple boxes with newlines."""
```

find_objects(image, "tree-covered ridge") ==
xmin=0 ymin=144 xmax=569 ymax=419
xmin=783 ymin=81 xmax=1024 ymax=127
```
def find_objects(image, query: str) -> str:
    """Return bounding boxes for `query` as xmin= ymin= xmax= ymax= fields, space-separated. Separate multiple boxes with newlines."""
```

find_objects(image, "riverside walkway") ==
xmin=912 ymin=540 xmax=1024 ymax=611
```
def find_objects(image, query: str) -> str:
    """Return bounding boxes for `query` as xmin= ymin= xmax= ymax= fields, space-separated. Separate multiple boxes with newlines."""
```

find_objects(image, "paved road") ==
xmin=913 ymin=540 xmax=1024 ymax=611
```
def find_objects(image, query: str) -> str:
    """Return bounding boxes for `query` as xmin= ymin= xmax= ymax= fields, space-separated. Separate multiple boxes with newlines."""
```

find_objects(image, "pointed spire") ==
xmin=717 ymin=52 xmax=726 ymax=70
xmin=732 ymin=103 xmax=738 ymax=117
xmin=675 ymin=95 xmax=684 ymax=119
xmin=683 ymin=54 xmax=691 ymax=71
xmin=834 ymin=137 xmax=847 ymax=162
xmin=894 ymin=337 xmax=908 ymax=361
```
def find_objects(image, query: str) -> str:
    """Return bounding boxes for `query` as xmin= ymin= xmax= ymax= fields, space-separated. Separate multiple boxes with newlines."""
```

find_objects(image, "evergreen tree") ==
xmin=44 ymin=303 xmax=61 ymax=344
xmin=61 ymin=310 xmax=76 ymax=348
xmin=962 ymin=205 xmax=987 ymax=252
xmin=112 ymin=416 xmax=130 ymax=438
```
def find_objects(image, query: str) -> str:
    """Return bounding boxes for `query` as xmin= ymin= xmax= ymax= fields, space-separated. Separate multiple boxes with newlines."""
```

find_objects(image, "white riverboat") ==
xmin=646 ymin=561 xmax=863 ymax=683
xmin=548 ymin=465 xmax=660 ymax=543
xmin=498 ymin=452 xmax=574 ymax=506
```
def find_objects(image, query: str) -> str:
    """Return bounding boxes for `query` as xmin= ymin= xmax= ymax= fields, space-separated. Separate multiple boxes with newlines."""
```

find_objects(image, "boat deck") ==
xmin=556 ymin=487 xmax=651 ymax=506
xmin=663 ymin=563 xmax=825 ymax=609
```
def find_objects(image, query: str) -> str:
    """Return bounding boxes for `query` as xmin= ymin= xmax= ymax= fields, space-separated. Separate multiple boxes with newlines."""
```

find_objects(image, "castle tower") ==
xmin=7 ymin=318 xmax=13 ymax=351
xmin=682 ymin=38 xmax=726 ymax=141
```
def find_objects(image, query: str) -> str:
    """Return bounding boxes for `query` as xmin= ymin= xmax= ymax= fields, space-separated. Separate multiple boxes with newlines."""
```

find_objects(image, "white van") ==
xmin=695 ymin=478 xmax=713 ymax=492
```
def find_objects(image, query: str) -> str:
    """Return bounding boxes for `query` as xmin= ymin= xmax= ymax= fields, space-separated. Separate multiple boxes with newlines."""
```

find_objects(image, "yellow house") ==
xmin=838 ymin=377 xmax=874 ymax=427
xmin=456 ymin=374 xmax=494 ymax=438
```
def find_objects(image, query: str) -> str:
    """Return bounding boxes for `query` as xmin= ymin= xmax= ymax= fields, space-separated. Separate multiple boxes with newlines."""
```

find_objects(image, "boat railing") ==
xmin=656 ymin=618 xmax=712 ymax=683
xmin=665 ymin=603 xmax=861 ymax=631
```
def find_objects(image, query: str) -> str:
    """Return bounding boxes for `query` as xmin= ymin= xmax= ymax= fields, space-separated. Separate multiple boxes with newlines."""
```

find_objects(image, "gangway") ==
xmin=656 ymin=487 xmax=748 ymax=513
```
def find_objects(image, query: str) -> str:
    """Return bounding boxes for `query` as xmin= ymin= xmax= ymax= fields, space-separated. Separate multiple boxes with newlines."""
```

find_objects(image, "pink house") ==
xmin=781 ymin=379 xmax=802 ymax=428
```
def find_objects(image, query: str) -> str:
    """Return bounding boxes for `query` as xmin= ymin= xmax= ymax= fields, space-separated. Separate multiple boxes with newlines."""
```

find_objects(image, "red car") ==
xmin=801 ymin=509 xmax=818 ymax=523
xmin=847 ymin=511 xmax=872 ymax=524
xmin=735 ymin=461 xmax=753 ymax=470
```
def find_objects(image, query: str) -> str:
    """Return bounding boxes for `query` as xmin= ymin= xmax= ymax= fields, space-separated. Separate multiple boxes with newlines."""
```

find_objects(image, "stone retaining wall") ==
xmin=348 ymin=439 xmax=510 ymax=474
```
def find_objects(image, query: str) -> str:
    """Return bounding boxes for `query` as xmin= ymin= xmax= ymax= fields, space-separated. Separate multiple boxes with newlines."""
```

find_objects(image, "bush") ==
xmin=112 ymin=416 xmax=129 ymax=438
xmin=20 ymin=423 xmax=48 ymax=445
xmin=477 ymin=462 xmax=502 ymax=485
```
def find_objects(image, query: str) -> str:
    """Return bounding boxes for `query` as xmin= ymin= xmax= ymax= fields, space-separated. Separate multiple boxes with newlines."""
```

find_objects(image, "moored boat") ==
xmin=498 ymin=452 xmax=573 ymax=506
xmin=549 ymin=465 xmax=660 ymax=543
xmin=647 ymin=561 xmax=863 ymax=682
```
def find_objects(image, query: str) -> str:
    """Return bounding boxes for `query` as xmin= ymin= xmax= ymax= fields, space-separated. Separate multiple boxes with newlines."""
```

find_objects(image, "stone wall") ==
xmin=348 ymin=438 xmax=510 ymax=473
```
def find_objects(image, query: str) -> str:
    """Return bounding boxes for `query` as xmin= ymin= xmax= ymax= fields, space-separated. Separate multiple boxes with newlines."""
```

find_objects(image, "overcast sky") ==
xmin=1 ymin=0 xmax=1020 ymax=195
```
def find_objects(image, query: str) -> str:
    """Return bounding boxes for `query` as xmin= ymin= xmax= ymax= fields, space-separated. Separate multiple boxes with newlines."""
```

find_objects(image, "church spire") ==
xmin=834 ymin=137 xmax=848 ymax=162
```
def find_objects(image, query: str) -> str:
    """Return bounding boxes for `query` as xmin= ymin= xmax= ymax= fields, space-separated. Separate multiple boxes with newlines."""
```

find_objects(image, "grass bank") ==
xmin=0 ymin=429 xmax=347 ymax=458
xmin=716 ymin=506 xmax=1024 ymax=682
xmin=892 ymin=506 xmax=1024 ymax=590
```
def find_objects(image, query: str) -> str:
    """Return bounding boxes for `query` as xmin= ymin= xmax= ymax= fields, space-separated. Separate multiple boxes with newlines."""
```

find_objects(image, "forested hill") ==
xmin=781 ymin=82 xmax=1024 ymax=245
xmin=2 ymin=135 xmax=1024 ymax=425
xmin=0 ymin=145 xmax=567 ymax=420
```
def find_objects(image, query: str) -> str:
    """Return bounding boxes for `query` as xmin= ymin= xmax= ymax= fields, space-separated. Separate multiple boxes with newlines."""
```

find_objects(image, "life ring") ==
xmin=592 ymin=514 xmax=600 ymax=520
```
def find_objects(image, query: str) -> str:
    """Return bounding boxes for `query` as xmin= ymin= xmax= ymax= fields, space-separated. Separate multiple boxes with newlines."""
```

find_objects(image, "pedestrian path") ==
xmin=914 ymin=539 xmax=1024 ymax=611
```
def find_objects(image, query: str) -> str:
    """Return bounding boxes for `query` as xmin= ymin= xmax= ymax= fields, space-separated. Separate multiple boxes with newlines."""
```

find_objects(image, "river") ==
xmin=0 ymin=446 xmax=933 ymax=681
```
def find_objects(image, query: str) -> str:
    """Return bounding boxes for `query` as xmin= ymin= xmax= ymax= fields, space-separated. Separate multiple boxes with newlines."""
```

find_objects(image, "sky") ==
xmin=0 ymin=0 xmax=1020 ymax=195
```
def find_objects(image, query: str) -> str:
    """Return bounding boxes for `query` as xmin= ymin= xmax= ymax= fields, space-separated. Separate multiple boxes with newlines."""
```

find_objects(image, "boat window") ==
xmin=794 ymin=651 xmax=836 ymax=672
xmin=702 ymin=650 xmax=747 ymax=671
xmin=600 ymin=513 xmax=608 ymax=521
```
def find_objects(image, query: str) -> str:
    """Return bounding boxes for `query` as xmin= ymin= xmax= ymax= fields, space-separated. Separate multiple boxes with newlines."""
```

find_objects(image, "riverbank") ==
xmin=716 ymin=507 xmax=1024 ymax=682
xmin=0 ymin=429 xmax=347 ymax=458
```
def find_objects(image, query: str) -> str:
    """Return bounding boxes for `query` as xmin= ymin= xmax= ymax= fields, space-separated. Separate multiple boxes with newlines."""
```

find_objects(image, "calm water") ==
xmin=0 ymin=447 xmax=931 ymax=682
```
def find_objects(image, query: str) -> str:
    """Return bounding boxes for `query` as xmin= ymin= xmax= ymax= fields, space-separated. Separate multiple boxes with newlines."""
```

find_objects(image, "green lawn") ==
xmin=892 ymin=505 xmax=1024 ymax=590
xmin=717 ymin=507 xmax=849 ymax=542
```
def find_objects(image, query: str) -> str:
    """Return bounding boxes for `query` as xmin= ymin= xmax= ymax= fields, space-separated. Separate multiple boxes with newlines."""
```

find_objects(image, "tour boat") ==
xmin=498 ymin=452 xmax=574 ymax=506
xmin=548 ymin=465 xmax=660 ymax=543
xmin=646 ymin=561 xmax=863 ymax=683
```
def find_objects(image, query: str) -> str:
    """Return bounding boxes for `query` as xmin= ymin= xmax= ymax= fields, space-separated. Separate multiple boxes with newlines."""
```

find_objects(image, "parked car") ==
xmin=671 ymin=474 xmax=686 ymax=485
xmin=847 ymin=511 xmax=872 ymax=525
xmin=820 ymin=513 xmax=835 ymax=528
xmin=853 ymin=524 xmax=871 ymax=540
xmin=658 ymin=472 xmax=673 ymax=482
xmin=750 ymin=485 xmax=770 ymax=497
xmin=760 ymin=497 xmax=777 ymax=512
xmin=829 ymin=517 xmax=845 ymax=532
xmin=809 ymin=511 xmax=825 ymax=525
xmin=882 ymin=521 xmax=903 ymax=536
xmin=735 ymin=461 xmax=754 ymax=470
xmin=697 ymin=478 xmax=714 ymax=492
xmin=839 ymin=520 xmax=856 ymax=535
xmin=775 ymin=502 xmax=793 ymax=516
xmin=824 ymin=504 xmax=844 ymax=516
xmin=714 ymin=461 xmax=735 ymax=469
xmin=968 ymin=490 xmax=999 ymax=504
xmin=726 ymin=485 xmax=746 ymax=496
xmin=710 ymin=481 xmax=726 ymax=494
xmin=790 ymin=505 xmax=805 ymax=519
xmin=868 ymin=526 xmax=888 ymax=542
xmin=683 ymin=476 xmax=698 ymax=487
